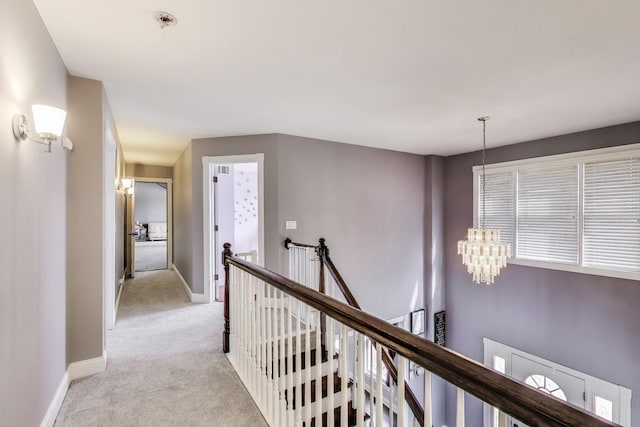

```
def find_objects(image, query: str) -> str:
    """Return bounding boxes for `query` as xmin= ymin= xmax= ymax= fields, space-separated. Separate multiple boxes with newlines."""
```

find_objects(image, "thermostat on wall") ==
xmin=285 ymin=221 xmax=297 ymax=230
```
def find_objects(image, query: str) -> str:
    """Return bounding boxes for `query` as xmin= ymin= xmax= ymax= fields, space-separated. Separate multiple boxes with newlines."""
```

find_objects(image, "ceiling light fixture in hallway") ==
xmin=154 ymin=11 xmax=177 ymax=29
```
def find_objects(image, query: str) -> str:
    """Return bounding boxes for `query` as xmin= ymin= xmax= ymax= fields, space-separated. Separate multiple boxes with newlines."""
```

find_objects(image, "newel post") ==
xmin=222 ymin=242 xmax=232 ymax=353
xmin=316 ymin=238 xmax=328 ymax=352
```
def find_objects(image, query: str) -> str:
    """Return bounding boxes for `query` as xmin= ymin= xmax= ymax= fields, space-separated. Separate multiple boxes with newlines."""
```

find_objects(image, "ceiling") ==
xmin=33 ymin=0 xmax=640 ymax=166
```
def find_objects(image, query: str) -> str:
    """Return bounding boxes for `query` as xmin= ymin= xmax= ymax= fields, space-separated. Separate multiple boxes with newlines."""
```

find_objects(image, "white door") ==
xmin=509 ymin=354 xmax=585 ymax=427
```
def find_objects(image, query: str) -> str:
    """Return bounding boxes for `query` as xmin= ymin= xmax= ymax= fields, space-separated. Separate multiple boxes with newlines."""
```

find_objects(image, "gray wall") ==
xmin=188 ymin=134 xmax=280 ymax=294
xmin=278 ymin=134 xmax=425 ymax=320
xmin=135 ymin=182 xmax=167 ymax=224
xmin=173 ymin=143 xmax=193 ymax=284
xmin=0 ymin=1 xmax=68 ymax=425
xmin=66 ymin=76 xmax=105 ymax=364
xmin=442 ymin=121 xmax=640 ymax=426
xmin=173 ymin=133 xmax=425 ymax=322
xmin=126 ymin=163 xmax=173 ymax=179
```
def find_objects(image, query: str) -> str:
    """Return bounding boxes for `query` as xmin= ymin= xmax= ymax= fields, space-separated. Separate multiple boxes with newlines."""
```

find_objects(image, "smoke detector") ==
xmin=154 ymin=11 xmax=177 ymax=29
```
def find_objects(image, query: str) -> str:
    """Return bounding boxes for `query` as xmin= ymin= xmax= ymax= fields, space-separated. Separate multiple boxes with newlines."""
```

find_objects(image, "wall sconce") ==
xmin=13 ymin=105 xmax=73 ymax=152
xmin=119 ymin=178 xmax=134 ymax=195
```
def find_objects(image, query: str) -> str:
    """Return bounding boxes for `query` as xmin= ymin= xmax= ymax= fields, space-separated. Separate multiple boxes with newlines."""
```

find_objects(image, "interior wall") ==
xmin=176 ymin=133 xmax=426 ymax=320
xmin=66 ymin=76 xmax=105 ymax=364
xmin=443 ymin=121 xmax=640 ymax=426
xmin=135 ymin=182 xmax=167 ymax=224
xmin=184 ymin=134 xmax=280 ymax=294
xmin=277 ymin=134 xmax=425 ymax=321
xmin=0 ymin=1 xmax=68 ymax=425
xmin=126 ymin=163 xmax=173 ymax=179
xmin=173 ymin=143 xmax=193 ymax=284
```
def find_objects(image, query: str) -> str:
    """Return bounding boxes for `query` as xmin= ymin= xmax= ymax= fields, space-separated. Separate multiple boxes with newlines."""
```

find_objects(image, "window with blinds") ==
xmin=583 ymin=158 xmax=640 ymax=272
xmin=475 ymin=145 xmax=640 ymax=279
xmin=517 ymin=166 xmax=578 ymax=264
xmin=479 ymin=171 xmax=514 ymax=244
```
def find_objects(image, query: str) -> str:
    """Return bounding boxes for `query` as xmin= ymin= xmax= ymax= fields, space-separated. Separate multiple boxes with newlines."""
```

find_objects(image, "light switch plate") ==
xmin=285 ymin=220 xmax=297 ymax=230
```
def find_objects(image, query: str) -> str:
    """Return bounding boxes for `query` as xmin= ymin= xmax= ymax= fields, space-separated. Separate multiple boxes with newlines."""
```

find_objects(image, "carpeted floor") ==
xmin=135 ymin=241 xmax=167 ymax=272
xmin=55 ymin=270 xmax=267 ymax=427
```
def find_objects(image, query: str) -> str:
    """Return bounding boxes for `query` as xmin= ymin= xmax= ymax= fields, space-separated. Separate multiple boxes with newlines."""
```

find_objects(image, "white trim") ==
xmin=68 ymin=352 xmax=107 ymax=381
xmin=114 ymin=276 xmax=125 ymax=319
xmin=39 ymin=371 xmax=69 ymax=427
xmin=172 ymin=264 xmax=207 ymax=303
xmin=473 ymin=142 xmax=640 ymax=173
xmin=39 ymin=352 xmax=108 ymax=427
xmin=103 ymin=123 xmax=117 ymax=332
xmin=507 ymin=258 xmax=640 ymax=281
xmin=202 ymin=154 xmax=265 ymax=304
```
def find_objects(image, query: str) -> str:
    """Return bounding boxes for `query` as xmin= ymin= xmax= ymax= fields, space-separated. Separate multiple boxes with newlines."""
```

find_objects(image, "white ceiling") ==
xmin=34 ymin=0 xmax=640 ymax=166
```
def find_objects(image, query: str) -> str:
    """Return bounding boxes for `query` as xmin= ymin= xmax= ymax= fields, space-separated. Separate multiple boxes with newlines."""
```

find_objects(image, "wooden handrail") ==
xmin=284 ymin=237 xmax=317 ymax=249
xmin=226 ymin=254 xmax=618 ymax=427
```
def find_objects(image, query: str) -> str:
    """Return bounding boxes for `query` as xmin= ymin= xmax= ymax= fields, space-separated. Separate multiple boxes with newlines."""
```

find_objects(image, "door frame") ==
xmin=202 ymin=154 xmax=265 ymax=304
xmin=103 ymin=123 xmax=117 ymax=330
xmin=133 ymin=177 xmax=174 ymax=272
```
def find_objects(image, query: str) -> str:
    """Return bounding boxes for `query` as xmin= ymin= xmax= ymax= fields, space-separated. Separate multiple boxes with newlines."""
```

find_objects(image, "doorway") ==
xmin=203 ymin=154 xmax=264 ymax=303
xmin=483 ymin=338 xmax=631 ymax=426
xmin=128 ymin=178 xmax=173 ymax=275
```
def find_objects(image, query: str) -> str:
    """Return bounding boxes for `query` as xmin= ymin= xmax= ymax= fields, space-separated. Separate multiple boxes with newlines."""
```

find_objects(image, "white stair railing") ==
xmin=224 ymin=248 xmax=618 ymax=427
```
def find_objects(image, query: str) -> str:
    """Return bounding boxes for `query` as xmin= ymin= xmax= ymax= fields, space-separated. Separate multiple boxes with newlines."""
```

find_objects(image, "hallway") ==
xmin=55 ymin=270 xmax=267 ymax=426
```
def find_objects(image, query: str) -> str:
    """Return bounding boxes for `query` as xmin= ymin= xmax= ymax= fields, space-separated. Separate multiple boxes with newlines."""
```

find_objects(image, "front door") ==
xmin=484 ymin=338 xmax=631 ymax=427
xmin=509 ymin=354 xmax=585 ymax=427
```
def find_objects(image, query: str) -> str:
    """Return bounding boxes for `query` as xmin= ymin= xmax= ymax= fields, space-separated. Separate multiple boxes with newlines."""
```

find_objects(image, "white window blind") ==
xmin=479 ymin=171 xmax=515 ymax=244
xmin=583 ymin=158 xmax=640 ymax=272
xmin=516 ymin=166 xmax=579 ymax=264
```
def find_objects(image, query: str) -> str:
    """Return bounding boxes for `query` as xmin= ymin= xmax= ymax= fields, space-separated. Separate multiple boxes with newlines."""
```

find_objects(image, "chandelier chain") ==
xmin=481 ymin=118 xmax=487 ymax=229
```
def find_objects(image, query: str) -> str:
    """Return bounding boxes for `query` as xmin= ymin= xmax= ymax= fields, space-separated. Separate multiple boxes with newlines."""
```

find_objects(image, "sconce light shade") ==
xmin=32 ymin=104 xmax=67 ymax=137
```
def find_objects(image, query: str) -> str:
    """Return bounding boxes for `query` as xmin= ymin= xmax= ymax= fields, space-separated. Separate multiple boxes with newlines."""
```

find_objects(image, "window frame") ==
xmin=473 ymin=142 xmax=640 ymax=281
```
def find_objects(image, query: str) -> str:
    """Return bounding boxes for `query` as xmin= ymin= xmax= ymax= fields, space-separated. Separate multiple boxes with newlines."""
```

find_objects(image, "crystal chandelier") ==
xmin=457 ymin=117 xmax=511 ymax=285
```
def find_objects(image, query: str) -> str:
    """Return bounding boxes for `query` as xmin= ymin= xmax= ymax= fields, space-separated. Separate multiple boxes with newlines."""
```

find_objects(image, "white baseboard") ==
xmin=115 ymin=276 xmax=125 ymax=320
xmin=40 ymin=371 xmax=69 ymax=427
xmin=68 ymin=351 xmax=107 ymax=381
xmin=172 ymin=264 xmax=208 ymax=303
xmin=40 ymin=352 xmax=107 ymax=427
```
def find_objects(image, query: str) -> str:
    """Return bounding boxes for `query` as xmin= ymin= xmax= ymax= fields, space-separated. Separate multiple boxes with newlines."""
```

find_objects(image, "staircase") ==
xmin=222 ymin=240 xmax=619 ymax=427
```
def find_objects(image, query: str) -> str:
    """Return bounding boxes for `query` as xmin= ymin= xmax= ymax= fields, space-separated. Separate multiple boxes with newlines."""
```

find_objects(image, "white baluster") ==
xmin=287 ymin=294 xmax=294 ymax=426
xmin=252 ymin=275 xmax=258 ymax=397
xmin=315 ymin=310 xmax=322 ymax=424
xmin=295 ymin=297 xmax=302 ymax=425
xmin=457 ymin=387 xmax=465 ymax=427
xmin=355 ymin=333 xmax=365 ymax=427
xmin=266 ymin=284 xmax=274 ymax=424
xmin=278 ymin=289 xmax=287 ymax=426
xmin=340 ymin=324 xmax=349 ymax=427
xmin=424 ymin=371 xmax=432 ymax=427
xmin=398 ymin=356 xmax=406 ymax=427
xmin=376 ymin=343 xmax=383 ymax=427
xmin=327 ymin=317 xmax=335 ymax=427
xmin=304 ymin=303 xmax=312 ymax=424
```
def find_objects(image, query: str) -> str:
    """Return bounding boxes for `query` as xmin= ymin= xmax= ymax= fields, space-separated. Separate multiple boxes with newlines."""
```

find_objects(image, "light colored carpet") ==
xmin=55 ymin=270 xmax=267 ymax=427
xmin=135 ymin=241 xmax=167 ymax=272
